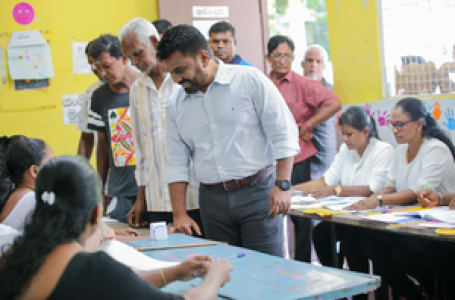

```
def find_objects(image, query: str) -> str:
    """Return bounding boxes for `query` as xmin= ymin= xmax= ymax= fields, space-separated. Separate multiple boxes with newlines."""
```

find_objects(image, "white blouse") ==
xmin=323 ymin=138 xmax=394 ymax=193
xmin=387 ymin=138 xmax=455 ymax=194
xmin=0 ymin=224 xmax=20 ymax=255
xmin=2 ymin=191 xmax=36 ymax=231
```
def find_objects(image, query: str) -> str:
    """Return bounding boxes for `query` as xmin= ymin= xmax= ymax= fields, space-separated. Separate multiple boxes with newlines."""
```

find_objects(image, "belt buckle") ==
xmin=223 ymin=181 xmax=229 ymax=191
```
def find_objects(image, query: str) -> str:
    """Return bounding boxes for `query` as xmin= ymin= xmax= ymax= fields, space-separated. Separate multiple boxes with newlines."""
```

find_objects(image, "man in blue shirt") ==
xmin=157 ymin=25 xmax=299 ymax=256
xmin=208 ymin=21 xmax=252 ymax=66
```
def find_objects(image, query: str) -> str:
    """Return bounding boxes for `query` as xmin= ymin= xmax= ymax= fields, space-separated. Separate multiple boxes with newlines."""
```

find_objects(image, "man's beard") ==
xmin=179 ymin=79 xmax=200 ymax=94
xmin=306 ymin=71 xmax=319 ymax=81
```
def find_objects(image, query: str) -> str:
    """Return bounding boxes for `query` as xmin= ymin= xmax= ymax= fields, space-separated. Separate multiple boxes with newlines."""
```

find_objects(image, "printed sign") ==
xmin=192 ymin=6 xmax=229 ymax=18
xmin=61 ymin=93 xmax=83 ymax=125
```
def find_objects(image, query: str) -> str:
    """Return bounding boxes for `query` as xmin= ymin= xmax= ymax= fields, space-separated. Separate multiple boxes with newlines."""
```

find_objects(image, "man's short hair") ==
xmin=208 ymin=21 xmax=236 ymax=39
xmin=304 ymin=44 xmax=328 ymax=65
xmin=157 ymin=24 xmax=212 ymax=61
xmin=89 ymin=34 xmax=123 ymax=60
xmin=152 ymin=19 xmax=173 ymax=34
xmin=267 ymin=35 xmax=295 ymax=56
xmin=119 ymin=17 xmax=159 ymax=44
xmin=85 ymin=41 xmax=93 ymax=55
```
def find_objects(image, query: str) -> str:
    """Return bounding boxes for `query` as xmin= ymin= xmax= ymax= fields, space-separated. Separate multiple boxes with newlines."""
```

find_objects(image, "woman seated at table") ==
xmin=350 ymin=97 xmax=455 ymax=300
xmin=0 ymin=135 xmax=54 ymax=231
xmin=293 ymin=106 xmax=394 ymax=289
xmin=387 ymin=189 xmax=455 ymax=297
xmin=0 ymin=156 xmax=233 ymax=300
xmin=0 ymin=135 xmax=136 ymax=252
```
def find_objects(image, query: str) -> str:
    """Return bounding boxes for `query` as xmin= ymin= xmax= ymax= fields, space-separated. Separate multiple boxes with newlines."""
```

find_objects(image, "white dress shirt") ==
xmin=324 ymin=138 xmax=394 ymax=193
xmin=130 ymin=73 xmax=198 ymax=212
xmin=387 ymin=138 xmax=455 ymax=194
xmin=165 ymin=60 xmax=299 ymax=185
xmin=76 ymin=81 xmax=103 ymax=133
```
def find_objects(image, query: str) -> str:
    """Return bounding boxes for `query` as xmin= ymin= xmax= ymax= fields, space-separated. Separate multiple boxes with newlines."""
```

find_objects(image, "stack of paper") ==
xmin=99 ymin=239 xmax=179 ymax=272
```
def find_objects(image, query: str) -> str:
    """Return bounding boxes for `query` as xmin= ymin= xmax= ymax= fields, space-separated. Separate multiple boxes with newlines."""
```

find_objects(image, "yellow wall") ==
xmin=0 ymin=0 xmax=158 ymax=155
xmin=326 ymin=0 xmax=383 ymax=104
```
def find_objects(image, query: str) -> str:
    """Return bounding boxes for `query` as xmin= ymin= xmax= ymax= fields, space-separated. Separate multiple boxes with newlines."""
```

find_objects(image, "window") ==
xmin=380 ymin=0 xmax=455 ymax=97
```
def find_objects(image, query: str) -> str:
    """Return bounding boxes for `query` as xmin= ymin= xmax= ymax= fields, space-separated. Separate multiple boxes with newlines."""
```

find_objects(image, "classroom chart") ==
xmin=126 ymin=234 xmax=380 ymax=300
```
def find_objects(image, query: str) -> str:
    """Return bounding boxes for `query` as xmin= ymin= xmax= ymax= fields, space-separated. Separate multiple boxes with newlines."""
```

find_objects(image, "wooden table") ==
xmin=125 ymin=233 xmax=381 ymax=300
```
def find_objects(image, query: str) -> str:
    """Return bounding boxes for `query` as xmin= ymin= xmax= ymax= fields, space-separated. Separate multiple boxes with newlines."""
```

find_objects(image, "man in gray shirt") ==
xmin=157 ymin=25 xmax=299 ymax=256
xmin=301 ymin=45 xmax=337 ymax=179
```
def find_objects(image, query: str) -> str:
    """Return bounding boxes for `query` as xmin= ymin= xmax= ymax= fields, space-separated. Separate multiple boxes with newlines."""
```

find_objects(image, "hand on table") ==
xmin=127 ymin=196 xmax=148 ymax=228
xmin=309 ymin=186 xmax=335 ymax=198
xmin=269 ymin=186 xmax=291 ymax=220
xmin=346 ymin=196 xmax=379 ymax=210
xmin=202 ymin=259 xmax=234 ymax=287
xmin=175 ymin=256 xmax=213 ymax=281
xmin=173 ymin=213 xmax=202 ymax=236
xmin=417 ymin=189 xmax=439 ymax=207
xmin=450 ymin=198 xmax=455 ymax=209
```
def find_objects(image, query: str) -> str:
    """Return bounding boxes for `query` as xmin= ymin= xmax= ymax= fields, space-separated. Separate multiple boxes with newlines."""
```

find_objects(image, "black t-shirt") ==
xmin=88 ymin=84 xmax=138 ymax=197
xmin=48 ymin=252 xmax=183 ymax=300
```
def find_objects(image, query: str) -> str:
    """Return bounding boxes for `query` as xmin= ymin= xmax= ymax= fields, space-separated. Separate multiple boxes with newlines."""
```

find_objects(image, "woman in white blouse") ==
xmin=354 ymin=97 xmax=455 ymax=300
xmin=293 ymin=107 xmax=394 ymax=296
xmin=0 ymin=136 xmax=54 ymax=231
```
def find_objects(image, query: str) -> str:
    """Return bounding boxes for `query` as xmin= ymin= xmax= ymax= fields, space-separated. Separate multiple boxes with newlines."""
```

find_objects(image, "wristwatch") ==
xmin=275 ymin=180 xmax=291 ymax=191
xmin=335 ymin=185 xmax=342 ymax=196
xmin=377 ymin=194 xmax=383 ymax=206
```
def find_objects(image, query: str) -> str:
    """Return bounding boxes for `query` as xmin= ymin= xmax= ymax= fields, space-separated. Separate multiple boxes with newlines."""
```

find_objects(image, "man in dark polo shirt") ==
xmin=87 ymin=34 xmax=140 ymax=222
xmin=208 ymin=21 xmax=252 ymax=66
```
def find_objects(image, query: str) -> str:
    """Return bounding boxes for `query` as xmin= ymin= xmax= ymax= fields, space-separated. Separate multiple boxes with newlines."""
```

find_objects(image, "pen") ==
xmin=424 ymin=180 xmax=429 ymax=190
xmin=220 ymin=253 xmax=246 ymax=261
xmin=381 ymin=210 xmax=393 ymax=214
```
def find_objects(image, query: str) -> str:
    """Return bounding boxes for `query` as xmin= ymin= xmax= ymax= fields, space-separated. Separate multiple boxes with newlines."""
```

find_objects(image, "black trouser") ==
xmin=313 ymin=223 xmax=369 ymax=272
xmin=362 ymin=231 xmax=428 ymax=299
xmin=143 ymin=209 xmax=205 ymax=238
xmin=290 ymin=159 xmax=313 ymax=263
xmin=425 ymin=240 xmax=455 ymax=295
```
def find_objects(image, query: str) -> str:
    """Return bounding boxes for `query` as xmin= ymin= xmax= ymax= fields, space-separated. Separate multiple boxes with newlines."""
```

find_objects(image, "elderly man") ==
xmin=157 ymin=25 xmax=299 ymax=256
xmin=266 ymin=36 xmax=341 ymax=262
xmin=301 ymin=44 xmax=337 ymax=179
xmin=119 ymin=18 xmax=202 ymax=233
xmin=208 ymin=21 xmax=252 ymax=66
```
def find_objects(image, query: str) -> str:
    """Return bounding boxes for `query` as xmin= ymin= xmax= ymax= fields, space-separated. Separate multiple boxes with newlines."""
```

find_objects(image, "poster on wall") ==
xmin=72 ymin=42 xmax=92 ymax=74
xmin=0 ymin=47 xmax=7 ymax=83
xmin=14 ymin=78 xmax=49 ymax=91
xmin=61 ymin=93 xmax=83 ymax=125
xmin=7 ymin=30 xmax=55 ymax=80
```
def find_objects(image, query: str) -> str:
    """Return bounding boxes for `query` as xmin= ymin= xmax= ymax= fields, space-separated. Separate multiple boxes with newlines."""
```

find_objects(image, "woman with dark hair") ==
xmin=0 ymin=135 xmax=54 ymax=231
xmin=0 ymin=156 xmax=233 ymax=300
xmin=349 ymin=97 xmax=455 ymax=300
xmin=293 ymin=106 xmax=394 ymax=300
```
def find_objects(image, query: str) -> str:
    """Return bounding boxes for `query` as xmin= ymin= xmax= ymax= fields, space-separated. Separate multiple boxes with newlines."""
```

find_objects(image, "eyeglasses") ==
xmin=388 ymin=120 xmax=415 ymax=131
xmin=270 ymin=54 xmax=294 ymax=61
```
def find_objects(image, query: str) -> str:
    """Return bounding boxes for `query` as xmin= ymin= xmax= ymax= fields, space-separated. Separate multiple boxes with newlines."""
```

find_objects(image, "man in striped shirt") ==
xmin=119 ymin=18 xmax=202 ymax=234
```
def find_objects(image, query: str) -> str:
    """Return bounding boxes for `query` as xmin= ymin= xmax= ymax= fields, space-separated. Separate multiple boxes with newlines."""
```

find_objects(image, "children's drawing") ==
xmin=13 ymin=3 xmax=35 ymax=25
xmin=433 ymin=101 xmax=442 ymax=120
xmin=443 ymin=108 xmax=455 ymax=130
xmin=375 ymin=110 xmax=391 ymax=126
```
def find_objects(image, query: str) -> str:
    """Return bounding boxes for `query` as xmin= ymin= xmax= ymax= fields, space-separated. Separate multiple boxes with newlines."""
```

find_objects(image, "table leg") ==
xmin=330 ymin=222 xmax=338 ymax=268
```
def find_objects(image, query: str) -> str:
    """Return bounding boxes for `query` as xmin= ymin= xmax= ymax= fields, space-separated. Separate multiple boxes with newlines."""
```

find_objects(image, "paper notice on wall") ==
xmin=0 ymin=48 xmax=7 ymax=83
xmin=72 ymin=42 xmax=91 ymax=74
xmin=193 ymin=20 xmax=228 ymax=40
xmin=61 ymin=93 xmax=83 ymax=125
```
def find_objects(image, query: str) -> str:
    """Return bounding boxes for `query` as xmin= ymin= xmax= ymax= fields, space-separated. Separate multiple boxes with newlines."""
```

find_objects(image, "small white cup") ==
xmin=150 ymin=221 xmax=168 ymax=240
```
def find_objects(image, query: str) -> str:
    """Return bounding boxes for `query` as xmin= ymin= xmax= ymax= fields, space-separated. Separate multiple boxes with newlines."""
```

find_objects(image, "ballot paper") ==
xmin=99 ymin=239 xmax=179 ymax=272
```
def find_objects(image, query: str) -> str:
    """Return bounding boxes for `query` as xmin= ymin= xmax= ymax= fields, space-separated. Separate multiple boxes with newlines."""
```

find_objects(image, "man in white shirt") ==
xmin=76 ymin=41 xmax=103 ymax=159
xmin=157 ymin=25 xmax=299 ymax=256
xmin=119 ymin=18 xmax=202 ymax=232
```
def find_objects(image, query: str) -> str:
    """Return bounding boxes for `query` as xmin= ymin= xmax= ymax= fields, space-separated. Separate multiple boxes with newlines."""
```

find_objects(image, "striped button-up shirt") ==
xmin=76 ymin=81 xmax=103 ymax=133
xmin=130 ymin=73 xmax=199 ymax=212
xmin=165 ymin=61 xmax=299 ymax=185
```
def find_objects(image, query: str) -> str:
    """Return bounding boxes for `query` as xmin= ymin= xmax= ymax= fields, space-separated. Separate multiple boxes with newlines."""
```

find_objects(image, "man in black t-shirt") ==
xmin=87 ymin=34 xmax=140 ymax=222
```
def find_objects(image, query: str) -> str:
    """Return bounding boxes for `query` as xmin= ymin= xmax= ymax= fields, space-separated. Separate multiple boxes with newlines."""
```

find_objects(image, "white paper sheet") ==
xmin=291 ymin=195 xmax=318 ymax=204
xmin=99 ymin=239 xmax=179 ymax=272
xmin=72 ymin=42 xmax=92 ymax=74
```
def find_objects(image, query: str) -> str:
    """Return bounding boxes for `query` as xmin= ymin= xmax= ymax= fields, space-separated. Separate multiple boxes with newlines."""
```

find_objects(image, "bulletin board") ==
xmin=0 ymin=0 xmax=159 ymax=156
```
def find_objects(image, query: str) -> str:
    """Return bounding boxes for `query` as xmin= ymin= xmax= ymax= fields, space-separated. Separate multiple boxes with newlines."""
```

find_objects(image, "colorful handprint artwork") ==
xmin=433 ymin=101 xmax=442 ymax=120
xmin=443 ymin=109 xmax=455 ymax=130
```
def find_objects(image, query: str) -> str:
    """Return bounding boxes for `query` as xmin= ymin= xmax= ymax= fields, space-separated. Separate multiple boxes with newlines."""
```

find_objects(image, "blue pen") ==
xmin=221 ymin=253 xmax=246 ymax=261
